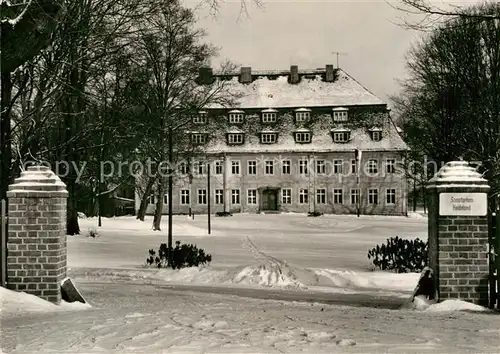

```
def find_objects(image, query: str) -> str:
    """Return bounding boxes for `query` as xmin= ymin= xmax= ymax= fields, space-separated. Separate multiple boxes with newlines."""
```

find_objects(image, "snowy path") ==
xmin=2 ymin=282 xmax=499 ymax=353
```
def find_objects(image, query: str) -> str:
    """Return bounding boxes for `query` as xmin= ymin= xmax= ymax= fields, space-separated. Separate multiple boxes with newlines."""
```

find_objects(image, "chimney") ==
xmin=240 ymin=67 xmax=252 ymax=84
xmin=198 ymin=67 xmax=213 ymax=84
xmin=290 ymin=65 xmax=299 ymax=84
xmin=325 ymin=64 xmax=335 ymax=82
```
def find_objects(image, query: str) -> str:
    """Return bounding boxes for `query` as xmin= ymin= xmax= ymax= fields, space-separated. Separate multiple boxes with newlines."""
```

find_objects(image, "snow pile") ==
xmin=233 ymin=263 xmax=307 ymax=289
xmin=0 ymin=286 xmax=91 ymax=316
xmin=407 ymin=211 xmax=428 ymax=219
xmin=407 ymin=295 xmax=490 ymax=312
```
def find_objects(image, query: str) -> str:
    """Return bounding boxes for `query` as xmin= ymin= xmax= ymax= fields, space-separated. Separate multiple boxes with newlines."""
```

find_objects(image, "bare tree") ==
xmin=390 ymin=0 xmax=500 ymax=30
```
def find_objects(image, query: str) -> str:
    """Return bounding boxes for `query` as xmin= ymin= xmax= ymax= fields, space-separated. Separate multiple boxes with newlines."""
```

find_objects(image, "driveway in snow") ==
xmin=2 ymin=281 xmax=499 ymax=354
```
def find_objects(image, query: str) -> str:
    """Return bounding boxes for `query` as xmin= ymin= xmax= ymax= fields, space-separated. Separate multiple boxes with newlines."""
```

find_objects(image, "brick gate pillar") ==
xmin=427 ymin=161 xmax=490 ymax=306
xmin=6 ymin=165 xmax=68 ymax=304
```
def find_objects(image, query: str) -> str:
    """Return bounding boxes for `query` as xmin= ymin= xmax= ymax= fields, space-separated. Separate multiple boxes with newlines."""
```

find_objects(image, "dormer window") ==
xmin=369 ymin=128 xmax=383 ymax=141
xmin=193 ymin=111 xmax=207 ymax=124
xmin=261 ymin=109 xmax=278 ymax=123
xmin=191 ymin=133 xmax=207 ymax=144
xmin=294 ymin=130 xmax=312 ymax=143
xmin=331 ymin=129 xmax=351 ymax=143
xmin=228 ymin=110 xmax=244 ymax=124
xmin=260 ymin=131 xmax=278 ymax=144
xmin=295 ymin=108 xmax=311 ymax=122
xmin=227 ymin=132 xmax=245 ymax=145
xmin=332 ymin=108 xmax=349 ymax=122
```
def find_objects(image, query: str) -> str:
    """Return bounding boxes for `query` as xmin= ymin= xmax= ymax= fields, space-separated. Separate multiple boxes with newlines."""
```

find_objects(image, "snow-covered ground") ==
xmin=3 ymin=214 xmax=498 ymax=353
xmin=1 ymin=283 xmax=499 ymax=353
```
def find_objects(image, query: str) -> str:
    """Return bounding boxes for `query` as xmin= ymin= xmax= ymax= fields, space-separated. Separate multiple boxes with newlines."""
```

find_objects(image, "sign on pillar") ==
xmin=427 ymin=161 xmax=490 ymax=306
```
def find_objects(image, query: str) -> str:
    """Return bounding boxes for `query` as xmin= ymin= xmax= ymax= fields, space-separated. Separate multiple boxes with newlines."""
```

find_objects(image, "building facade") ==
xmin=135 ymin=65 xmax=408 ymax=215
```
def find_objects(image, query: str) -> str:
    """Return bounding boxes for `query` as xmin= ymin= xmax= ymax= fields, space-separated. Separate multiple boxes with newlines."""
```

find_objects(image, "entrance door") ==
xmin=262 ymin=189 xmax=278 ymax=211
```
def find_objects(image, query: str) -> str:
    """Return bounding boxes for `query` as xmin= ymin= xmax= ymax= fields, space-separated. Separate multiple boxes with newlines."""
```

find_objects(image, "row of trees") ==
xmin=1 ymin=0 xmax=240 ymax=238
xmin=393 ymin=2 xmax=500 ymax=210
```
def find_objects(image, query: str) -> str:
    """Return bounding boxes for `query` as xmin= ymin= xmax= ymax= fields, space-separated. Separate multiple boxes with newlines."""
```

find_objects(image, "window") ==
xmin=282 ymin=188 xmax=292 ymax=204
xmin=368 ymin=189 xmax=379 ymax=205
xmin=229 ymin=111 xmax=244 ymax=124
xmin=197 ymin=189 xmax=207 ymax=204
xmin=227 ymin=133 xmax=244 ymax=145
xmin=231 ymin=160 xmax=240 ymax=175
xmin=299 ymin=159 xmax=308 ymax=175
xmin=332 ymin=109 xmax=348 ymax=122
xmin=351 ymin=160 xmax=357 ymax=174
xmin=332 ymin=131 xmax=350 ymax=143
xmin=181 ymin=190 xmax=190 ymax=205
xmin=262 ymin=112 xmax=277 ymax=123
xmin=195 ymin=161 xmax=206 ymax=175
xmin=265 ymin=160 xmax=274 ymax=175
xmin=295 ymin=132 xmax=311 ymax=143
xmin=231 ymin=189 xmax=240 ymax=204
xmin=191 ymin=133 xmax=206 ymax=144
xmin=282 ymin=160 xmax=291 ymax=174
xmin=386 ymin=189 xmax=396 ymax=204
xmin=299 ymin=189 xmax=309 ymax=204
xmin=163 ymin=194 xmax=168 ymax=204
xmin=350 ymin=189 xmax=360 ymax=204
xmin=371 ymin=131 xmax=381 ymax=141
xmin=316 ymin=189 xmax=326 ymax=204
xmin=215 ymin=161 xmax=222 ymax=175
xmin=247 ymin=189 xmax=257 ymax=205
xmin=247 ymin=160 xmax=257 ymax=175
xmin=295 ymin=111 xmax=310 ymax=122
xmin=333 ymin=189 xmax=343 ymax=204
xmin=178 ymin=162 xmax=188 ymax=175
xmin=316 ymin=160 xmax=326 ymax=174
xmin=386 ymin=159 xmax=396 ymax=174
xmin=215 ymin=189 xmax=223 ymax=204
xmin=367 ymin=159 xmax=378 ymax=175
xmin=333 ymin=159 xmax=343 ymax=174
xmin=148 ymin=194 xmax=155 ymax=205
xmin=260 ymin=133 xmax=277 ymax=144
xmin=193 ymin=111 xmax=207 ymax=124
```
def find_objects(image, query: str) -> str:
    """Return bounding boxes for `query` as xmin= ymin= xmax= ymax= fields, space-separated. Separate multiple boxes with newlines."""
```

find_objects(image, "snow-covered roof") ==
xmin=206 ymin=69 xmax=384 ymax=109
xmin=332 ymin=107 xmax=349 ymax=111
xmin=294 ymin=128 xmax=311 ymax=132
xmin=227 ymin=129 xmax=244 ymax=134
xmin=295 ymin=108 xmax=312 ymax=112
xmin=369 ymin=127 xmax=383 ymax=132
xmin=228 ymin=109 xmax=244 ymax=114
xmin=260 ymin=130 xmax=279 ymax=134
xmin=330 ymin=128 xmax=351 ymax=132
xmin=261 ymin=108 xmax=278 ymax=113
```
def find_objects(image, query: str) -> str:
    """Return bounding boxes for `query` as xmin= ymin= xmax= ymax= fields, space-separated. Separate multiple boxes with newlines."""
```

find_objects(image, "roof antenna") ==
xmin=331 ymin=51 xmax=348 ymax=69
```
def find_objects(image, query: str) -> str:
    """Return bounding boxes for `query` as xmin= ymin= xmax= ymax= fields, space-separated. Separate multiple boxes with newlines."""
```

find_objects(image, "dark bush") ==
xmin=307 ymin=211 xmax=323 ymax=217
xmin=146 ymin=241 xmax=212 ymax=269
xmin=215 ymin=211 xmax=232 ymax=217
xmin=367 ymin=236 xmax=428 ymax=273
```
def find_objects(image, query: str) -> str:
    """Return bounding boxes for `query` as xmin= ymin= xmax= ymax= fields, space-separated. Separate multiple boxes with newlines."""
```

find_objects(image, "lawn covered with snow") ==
xmin=68 ymin=213 xmax=428 ymax=296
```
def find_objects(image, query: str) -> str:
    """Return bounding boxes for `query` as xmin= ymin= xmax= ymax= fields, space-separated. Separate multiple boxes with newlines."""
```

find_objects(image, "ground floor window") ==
xmin=231 ymin=189 xmax=240 ymax=204
xmin=350 ymin=189 xmax=359 ymax=204
xmin=198 ymin=189 xmax=207 ymax=204
xmin=333 ymin=189 xmax=343 ymax=204
xmin=181 ymin=189 xmax=190 ymax=205
xmin=247 ymin=189 xmax=257 ymax=204
xmin=316 ymin=188 xmax=326 ymax=204
xmin=282 ymin=188 xmax=292 ymax=204
xmin=368 ymin=188 xmax=378 ymax=205
xmin=215 ymin=189 xmax=223 ymax=204
xmin=148 ymin=194 xmax=155 ymax=205
xmin=299 ymin=188 xmax=309 ymax=204
xmin=163 ymin=194 xmax=168 ymax=204
xmin=386 ymin=188 xmax=396 ymax=204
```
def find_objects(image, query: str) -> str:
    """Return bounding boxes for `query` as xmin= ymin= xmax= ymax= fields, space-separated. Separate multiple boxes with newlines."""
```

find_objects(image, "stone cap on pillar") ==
xmin=426 ymin=161 xmax=490 ymax=191
xmin=7 ymin=165 xmax=68 ymax=197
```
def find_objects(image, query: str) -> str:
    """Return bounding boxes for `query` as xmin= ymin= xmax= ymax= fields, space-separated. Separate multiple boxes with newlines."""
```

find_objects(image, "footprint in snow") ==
xmin=336 ymin=338 xmax=356 ymax=346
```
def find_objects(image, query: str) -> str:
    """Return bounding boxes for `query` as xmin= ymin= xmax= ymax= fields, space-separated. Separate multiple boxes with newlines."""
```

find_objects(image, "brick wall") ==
xmin=6 ymin=166 xmax=68 ymax=304
xmin=436 ymin=216 xmax=489 ymax=305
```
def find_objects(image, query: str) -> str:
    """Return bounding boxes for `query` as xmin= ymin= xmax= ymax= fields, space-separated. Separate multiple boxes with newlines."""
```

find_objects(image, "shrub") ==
xmin=308 ymin=211 xmax=323 ymax=217
xmin=367 ymin=236 xmax=428 ymax=273
xmin=146 ymin=241 xmax=212 ymax=269
xmin=215 ymin=211 xmax=232 ymax=217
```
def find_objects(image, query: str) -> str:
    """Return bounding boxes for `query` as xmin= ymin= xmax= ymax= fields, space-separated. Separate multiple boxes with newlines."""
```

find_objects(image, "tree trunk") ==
xmin=152 ymin=180 xmax=165 ymax=231
xmin=137 ymin=176 xmax=156 ymax=221
xmin=0 ymin=72 xmax=12 ymax=201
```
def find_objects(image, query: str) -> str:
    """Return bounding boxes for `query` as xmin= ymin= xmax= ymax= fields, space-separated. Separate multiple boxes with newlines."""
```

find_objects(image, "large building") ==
xmin=136 ymin=65 xmax=408 ymax=215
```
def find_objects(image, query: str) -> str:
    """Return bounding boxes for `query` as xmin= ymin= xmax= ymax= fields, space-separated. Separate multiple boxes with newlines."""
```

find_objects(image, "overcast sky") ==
xmin=185 ymin=0 xmax=481 ymax=106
